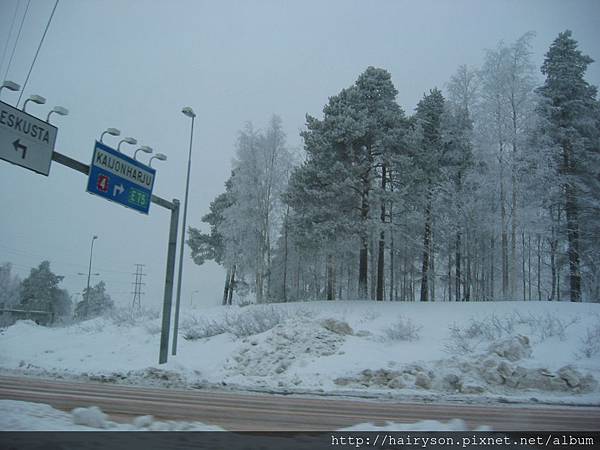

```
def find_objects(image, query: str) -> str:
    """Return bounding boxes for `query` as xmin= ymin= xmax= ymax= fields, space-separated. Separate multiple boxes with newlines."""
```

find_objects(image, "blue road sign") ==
xmin=86 ymin=141 xmax=156 ymax=214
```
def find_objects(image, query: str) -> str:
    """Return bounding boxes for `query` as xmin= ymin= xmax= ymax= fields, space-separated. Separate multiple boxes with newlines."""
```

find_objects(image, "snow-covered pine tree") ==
xmin=536 ymin=30 xmax=600 ymax=302
xmin=20 ymin=261 xmax=64 ymax=313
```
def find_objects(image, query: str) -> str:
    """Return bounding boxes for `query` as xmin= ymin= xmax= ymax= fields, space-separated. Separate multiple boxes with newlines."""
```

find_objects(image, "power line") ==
xmin=17 ymin=0 xmax=59 ymax=107
xmin=3 ymin=0 xmax=30 ymax=82
xmin=0 ymin=0 xmax=20 ymax=77
xmin=0 ymin=243 xmax=134 ymax=274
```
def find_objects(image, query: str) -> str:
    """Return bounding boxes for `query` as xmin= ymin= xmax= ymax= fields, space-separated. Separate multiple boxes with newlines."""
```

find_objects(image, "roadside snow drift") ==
xmin=1 ymin=301 xmax=599 ymax=405
xmin=0 ymin=400 xmax=223 ymax=431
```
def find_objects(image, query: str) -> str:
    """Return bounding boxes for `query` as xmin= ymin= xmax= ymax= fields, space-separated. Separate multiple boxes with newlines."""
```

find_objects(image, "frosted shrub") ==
xmin=513 ymin=311 xmax=579 ymax=341
xmin=224 ymin=306 xmax=293 ymax=338
xmin=108 ymin=307 xmax=160 ymax=327
xmin=382 ymin=316 xmax=422 ymax=342
xmin=182 ymin=305 xmax=311 ymax=340
xmin=578 ymin=319 xmax=600 ymax=359
xmin=181 ymin=317 xmax=228 ymax=340
xmin=143 ymin=322 xmax=162 ymax=336
xmin=444 ymin=323 xmax=478 ymax=354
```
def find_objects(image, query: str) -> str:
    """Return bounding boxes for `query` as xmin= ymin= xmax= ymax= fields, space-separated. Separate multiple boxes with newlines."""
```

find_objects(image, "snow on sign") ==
xmin=86 ymin=141 xmax=156 ymax=215
xmin=0 ymin=100 xmax=57 ymax=176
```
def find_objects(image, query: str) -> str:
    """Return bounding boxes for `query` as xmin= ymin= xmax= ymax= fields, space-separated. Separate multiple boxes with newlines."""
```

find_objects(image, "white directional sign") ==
xmin=0 ymin=100 xmax=57 ymax=176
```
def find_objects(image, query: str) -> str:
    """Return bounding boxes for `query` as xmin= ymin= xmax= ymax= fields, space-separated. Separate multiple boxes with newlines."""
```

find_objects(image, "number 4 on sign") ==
xmin=97 ymin=175 xmax=109 ymax=193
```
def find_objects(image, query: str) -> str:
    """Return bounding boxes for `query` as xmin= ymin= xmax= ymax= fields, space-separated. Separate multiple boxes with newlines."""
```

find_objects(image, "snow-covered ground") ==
xmin=1 ymin=300 xmax=599 ymax=406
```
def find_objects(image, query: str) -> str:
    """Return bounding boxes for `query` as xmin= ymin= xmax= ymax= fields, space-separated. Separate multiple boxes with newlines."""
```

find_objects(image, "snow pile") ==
xmin=226 ymin=318 xmax=346 ymax=378
xmin=334 ymin=334 xmax=597 ymax=395
xmin=0 ymin=400 xmax=224 ymax=431
xmin=71 ymin=406 xmax=109 ymax=428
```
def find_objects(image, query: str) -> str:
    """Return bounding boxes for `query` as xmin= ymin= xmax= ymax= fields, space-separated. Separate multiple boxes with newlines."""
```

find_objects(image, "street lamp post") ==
xmin=172 ymin=106 xmax=196 ymax=356
xmin=84 ymin=235 xmax=98 ymax=318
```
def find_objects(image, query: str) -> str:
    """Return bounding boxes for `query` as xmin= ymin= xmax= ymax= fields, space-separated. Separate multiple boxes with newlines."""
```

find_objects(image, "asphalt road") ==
xmin=1 ymin=375 xmax=599 ymax=431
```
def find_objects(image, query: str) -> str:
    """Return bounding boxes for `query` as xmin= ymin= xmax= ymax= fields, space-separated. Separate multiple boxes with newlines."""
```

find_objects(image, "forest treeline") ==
xmin=188 ymin=31 xmax=600 ymax=304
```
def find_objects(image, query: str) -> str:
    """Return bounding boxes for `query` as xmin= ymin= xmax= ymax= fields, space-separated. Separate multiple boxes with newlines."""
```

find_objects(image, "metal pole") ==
xmin=159 ymin=199 xmax=180 ymax=364
xmin=172 ymin=115 xmax=194 ymax=356
xmin=85 ymin=236 xmax=97 ymax=318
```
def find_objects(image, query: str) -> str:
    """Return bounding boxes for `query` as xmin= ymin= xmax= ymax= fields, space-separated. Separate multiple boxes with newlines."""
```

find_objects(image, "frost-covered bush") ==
xmin=513 ymin=311 xmax=579 ymax=341
xmin=382 ymin=316 xmax=422 ymax=342
xmin=182 ymin=305 xmax=309 ymax=340
xmin=444 ymin=311 xmax=581 ymax=355
xmin=578 ymin=319 xmax=600 ymax=359
xmin=108 ymin=307 xmax=160 ymax=327
xmin=444 ymin=323 xmax=478 ymax=354
xmin=143 ymin=322 xmax=162 ymax=336
xmin=181 ymin=317 xmax=228 ymax=340
xmin=223 ymin=306 xmax=294 ymax=338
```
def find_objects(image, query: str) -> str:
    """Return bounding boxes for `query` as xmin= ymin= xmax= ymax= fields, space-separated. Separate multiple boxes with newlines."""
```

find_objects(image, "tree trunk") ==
xmin=358 ymin=189 xmax=369 ymax=298
xmin=455 ymin=231 xmax=461 ymax=301
xmin=465 ymin=238 xmax=471 ymax=301
xmin=522 ymin=230 xmax=526 ymax=300
xmin=448 ymin=242 xmax=452 ymax=302
xmin=537 ymin=234 xmax=542 ymax=301
xmin=528 ymin=234 xmax=532 ymax=301
xmin=222 ymin=268 xmax=231 ymax=306
xmin=430 ymin=227 xmax=435 ymax=302
xmin=565 ymin=183 xmax=581 ymax=302
xmin=227 ymin=265 xmax=236 ymax=305
xmin=376 ymin=165 xmax=386 ymax=301
xmin=389 ymin=236 xmax=395 ymax=302
xmin=420 ymin=184 xmax=432 ymax=302
xmin=501 ymin=174 xmax=509 ymax=299
xmin=326 ymin=254 xmax=335 ymax=301
xmin=490 ymin=236 xmax=495 ymax=300
xmin=282 ymin=206 xmax=289 ymax=302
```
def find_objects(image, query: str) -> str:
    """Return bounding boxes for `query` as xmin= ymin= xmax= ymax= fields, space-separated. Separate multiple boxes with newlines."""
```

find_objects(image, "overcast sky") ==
xmin=1 ymin=0 xmax=599 ymax=310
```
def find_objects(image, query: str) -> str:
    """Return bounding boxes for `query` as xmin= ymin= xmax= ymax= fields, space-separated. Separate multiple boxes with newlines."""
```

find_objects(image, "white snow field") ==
xmin=1 ymin=300 xmax=599 ymax=406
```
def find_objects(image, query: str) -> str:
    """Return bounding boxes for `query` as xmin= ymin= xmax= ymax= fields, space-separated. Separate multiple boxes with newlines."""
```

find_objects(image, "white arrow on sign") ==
xmin=113 ymin=184 xmax=125 ymax=196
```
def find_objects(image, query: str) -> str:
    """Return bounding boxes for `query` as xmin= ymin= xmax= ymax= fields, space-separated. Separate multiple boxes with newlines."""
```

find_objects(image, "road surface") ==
xmin=1 ymin=375 xmax=599 ymax=430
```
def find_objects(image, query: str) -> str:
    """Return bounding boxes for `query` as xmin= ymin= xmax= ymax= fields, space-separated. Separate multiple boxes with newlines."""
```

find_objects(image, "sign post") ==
xmin=0 ymin=100 xmax=57 ymax=175
xmin=86 ymin=141 xmax=156 ymax=214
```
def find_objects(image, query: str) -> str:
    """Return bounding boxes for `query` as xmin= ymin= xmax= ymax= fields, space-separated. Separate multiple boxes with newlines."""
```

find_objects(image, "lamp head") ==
xmin=138 ymin=145 xmax=153 ymax=154
xmin=28 ymin=94 xmax=46 ymax=105
xmin=1 ymin=80 xmax=20 ymax=91
xmin=106 ymin=128 xmax=121 ymax=137
xmin=155 ymin=153 xmax=167 ymax=161
xmin=51 ymin=106 xmax=69 ymax=116
xmin=123 ymin=137 xmax=137 ymax=145
xmin=182 ymin=106 xmax=196 ymax=118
